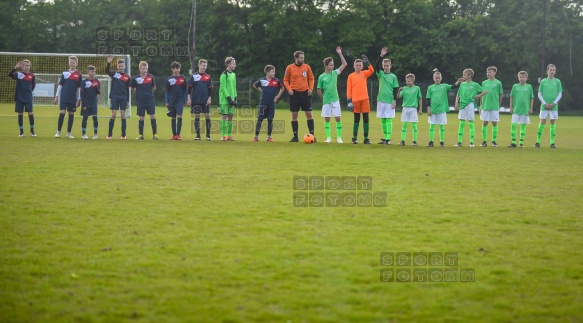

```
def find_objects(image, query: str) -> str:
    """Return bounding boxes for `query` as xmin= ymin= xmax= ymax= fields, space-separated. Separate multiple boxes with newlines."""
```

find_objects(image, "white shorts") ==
xmin=321 ymin=101 xmax=342 ymax=118
xmin=511 ymin=114 xmax=530 ymax=124
xmin=401 ymin=107 xmax=419 ymax=122
xmin=539 ymin=110 xmax=558 ymax=120
xmin=458 ymin=103 xmax=475 ymax=121
xmin=377 ymin=102 xmax=395 ymax=118
xmin=480 ymin=110 xmax=500 ymax=122
xmin=428 ymin=113 xmax=447 ymax=125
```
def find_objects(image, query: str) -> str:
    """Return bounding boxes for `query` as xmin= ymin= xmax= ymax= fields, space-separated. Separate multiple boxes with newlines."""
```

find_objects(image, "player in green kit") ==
xmin=375 ymin=47 xmax=399 ymax=144
xmin=317 ymin=46 xmax=347 ymax=143
xmin=479 ymin=66 xmax=503 ymax=147
xmin=535 ymin=64 xmax=562 ymax=148
xmin=508 ymin=71 xmax=534 ymax=148
xmin=454 ymin=68 xmax=488 ymax=147
xmin=425 ymin=69 xmax=463 ymax=147
xmin=397 ymin=73 xmax=422 ymax=146
xmin=219 ymin=57 xmax=237 ymax=141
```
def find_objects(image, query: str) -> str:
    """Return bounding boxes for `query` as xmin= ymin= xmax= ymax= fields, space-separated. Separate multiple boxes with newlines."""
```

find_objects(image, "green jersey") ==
xmin=481 ymin=79 xmax=503 ymax=111
xmin=426 ymin=83 xmax=453 ymax=114
xmin=219 ymin=70 xmax=237 ymax=105
xmin=458 ymin=81 xmax=485 ymax=109
xmin=510 ymin=83 xmax=534 ymax=116
xmin=400 ymin=85 xmax=422 ymax=108
xmin=377 ymin=71 xmax=399 ymax=103
xmin=317 ymin=69 xmax=340 ymax=104
xmin=538 ymin=77 xmax=563 ymax=111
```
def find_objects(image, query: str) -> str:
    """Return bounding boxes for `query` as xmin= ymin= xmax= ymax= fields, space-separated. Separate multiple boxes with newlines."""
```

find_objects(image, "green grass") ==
xmin=1 ymin=110 xmax=583 ymax=322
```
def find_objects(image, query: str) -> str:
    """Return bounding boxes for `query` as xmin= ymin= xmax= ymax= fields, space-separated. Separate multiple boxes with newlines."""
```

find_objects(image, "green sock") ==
xmin=387 ymin=119 xmax=393 ymax=140
xmin=537 ymin=123 xmax=545 ymax=143
xmin=353 ymin=122 xmax=359 ymax=138
xmin=492 ymin=125 xmax=498 ymax=142
xmin=227 ymin=120 xmax=233 ymax=136
xmin=221 ymin=120 xmax=227 ymax=137
xmin=439 ymin=125 xmax=445 ymax=142
xmin=324 ymin=121 xmax=331 ymax=139
xmin=550 ymin=123 xmax=556 ymax=144
xmin=401 ymin=122 xmax=408 ymax=141
xmin=458 ymin=120 xmax=466 ymax=142
xmin=482 ymin=125 xmax=488 ymax=142
xmin=412 ymin=123 xmax=418 ymax=141
xmin=429 ymin=124 xmax=435 ymax=141
xmin=363 ymin=123 xmax=369 ymax=140
xmin=336 ymin=121 xmax=342 ymax=139
xmin=382 ymin=119 xmax=387 ymax=139
xmin=511 ymin=123 xmax=517 ymax=144
xmin=469 ymin=122 xmax=475 ymax=143
xmin=520 ymin=124 xmax=526 ymax=145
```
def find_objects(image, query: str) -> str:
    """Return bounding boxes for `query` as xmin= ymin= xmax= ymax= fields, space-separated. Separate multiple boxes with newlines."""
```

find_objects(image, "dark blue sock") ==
xmin=58 ymin=113 xmax=65 ymax=131
xmin=93 ymin=116 xmax=98 ymax=133
xmin=67 ymin=114 xmax=74 ymax=132
xmin=18 ymin=115 xmax=23 ymax=133
xmin=82 ymin=116 xmax=88 ymax=134
xmin=121 ymin=119 xmax=127 ymax=136
xmin=28 ymin=115 xmax=35 ymax=133
xmin=177 ymin=117 xmax=182 ymax=135
xmin=151 ymin=119 xmax=157 ymax=134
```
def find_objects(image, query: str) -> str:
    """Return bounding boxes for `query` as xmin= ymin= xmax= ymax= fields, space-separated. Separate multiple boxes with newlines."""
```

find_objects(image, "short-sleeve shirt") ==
xmin=538 ymin=78 xmax=563 ymax=111
xmin=481 ymin=79 xmax=503 ymax=111
xmin=458 ymin=81 xmax=485 ymax=109
xmin=317 ymin=69 xmax=341 ymax=104
xmin=187 ymin=73 xmax=213 ymax=104
xmin=426 ymin=83 xmax=453 ymax=114
xmin=80 ymin=78 xmax=101 ymax=108
xmin=377 ymin=71 xmax=399 ymax=103
xmin=106 ymin=69 xmax=130 ymax=100
xmin=58 ymin=70 xmax=83 ymax=104
xmin=510 ymin=83 xmax=534 ymax=116
xmin=166 ymin=75 xmax=188 ymax=106
xmin=9 ymin=70 xmax=35 ymax=103
xmin=254 ymin=77 xmax=283 ymax=105
xmin=130 ymin=74 xmax=155 ymax=106
xmin=401 ymin=85 xmax=422 ymax=108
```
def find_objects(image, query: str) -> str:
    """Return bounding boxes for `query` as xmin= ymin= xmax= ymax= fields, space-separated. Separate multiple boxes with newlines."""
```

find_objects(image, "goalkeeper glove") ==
xmin=227 ymin=96 xmax=236 ymax=107
xmin=361 ymin=54 xmax=369 ymax=64
xmin=347 ymin=99 xmax=354 ymax=112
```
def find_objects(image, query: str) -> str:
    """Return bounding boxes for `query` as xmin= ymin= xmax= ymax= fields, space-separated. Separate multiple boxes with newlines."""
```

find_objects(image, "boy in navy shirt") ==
xmin=131 ymin=61 xmax=158 ymax=140
xmin=8 ymin=59 xmax=36 ymax=137
xmin=252 ymin=65 xmax=284 ymax=142
xmin=166 ymin=61 xmax=190 ymax=140
xmin=54 ymin=56 xmax=82 ymax=138
xmin=105 ymin=55 xmax=131 ymax=139
xmin=187 ymin=59 xmax=213 ymax=140
xmin=80 ymin=66 xmax=101 ymax=139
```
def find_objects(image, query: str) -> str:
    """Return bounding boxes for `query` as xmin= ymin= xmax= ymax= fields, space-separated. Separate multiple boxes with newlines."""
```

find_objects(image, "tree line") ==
xmin=1 ymin=0 xmax=582 ymax=110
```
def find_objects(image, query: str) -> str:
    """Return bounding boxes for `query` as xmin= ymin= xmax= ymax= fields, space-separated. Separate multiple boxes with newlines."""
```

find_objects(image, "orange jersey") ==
xmin=284 ymin=63 xmax=315 ymax=92
xmin=347 ymin=64 xmax=375 ymax=102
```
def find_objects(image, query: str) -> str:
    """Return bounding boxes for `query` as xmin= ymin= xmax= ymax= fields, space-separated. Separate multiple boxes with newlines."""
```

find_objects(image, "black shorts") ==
xmin=137 ymin=104 xmax=156 ymax=117
xmin=289 ymin=90 xmax=312 ymax=112
xmin=60 ymin=101 xmax=77 ymax=113
xmin=81 ymin=106 xmax=98 ymax=117
xmin=15 ymin=101 xmax=33 ymax=113
xmin=191 ymin=103 xmax=210 ymax=114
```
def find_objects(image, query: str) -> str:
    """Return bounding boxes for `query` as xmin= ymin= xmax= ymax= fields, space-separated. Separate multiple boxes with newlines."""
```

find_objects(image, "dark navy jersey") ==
xmin=58 ymin=70 xmax=83 ymax=104
xmin=9 ymin=69 xmax=35 ymax=103
xmin=165 ymin=74 xmax=188 ymax=106
xmin=80 ymin=78 xmax=101 ymax=108
xmin=187 ymin=73 xmax=213 ymax=104
xmin=253 ymin=77 xmax=283 ymax=105
xmin=105 ymin=64 xmax=130 ymax=100
xmin=130 ymin=74 xmax=155 ymax=105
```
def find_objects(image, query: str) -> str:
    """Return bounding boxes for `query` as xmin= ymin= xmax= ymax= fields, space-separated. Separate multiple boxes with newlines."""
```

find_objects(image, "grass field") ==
xmin=1 ymin=108 xmax=583 ymax=322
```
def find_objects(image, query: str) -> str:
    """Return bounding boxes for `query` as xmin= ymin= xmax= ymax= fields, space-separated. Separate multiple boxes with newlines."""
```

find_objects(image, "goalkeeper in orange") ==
xmin=347 ymin=56 xmax=374 ymax=144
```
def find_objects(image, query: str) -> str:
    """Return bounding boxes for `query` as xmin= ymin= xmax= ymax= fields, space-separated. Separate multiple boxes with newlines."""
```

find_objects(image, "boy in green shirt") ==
xmin=317 ymin=46 xmax=348 ymax=143
xmin=375 ymin=47 xmax=399 ymax=144
xmin=535 ymin=64 xmax=562 ymax=148
xmin=508 ymin=71 xmax=534 ymax=148
xmin=479 ymin=66 xmax=503 ymax=147
xmin=454 ymin=68 xmax=488 ymax=147
xmin=425 ymin=69 xmax=463 ymax=147
xmin=397 ymin=73 xmax=422 ymax=146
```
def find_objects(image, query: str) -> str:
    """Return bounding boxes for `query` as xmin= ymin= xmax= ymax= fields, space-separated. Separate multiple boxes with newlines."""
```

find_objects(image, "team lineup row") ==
xmin=8 ymin=48 xmax=563 ymax=147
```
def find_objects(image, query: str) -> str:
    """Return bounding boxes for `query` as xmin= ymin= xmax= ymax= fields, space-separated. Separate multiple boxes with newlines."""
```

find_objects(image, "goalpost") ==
xmin=0 ymin=52 xmax=131 ymax=117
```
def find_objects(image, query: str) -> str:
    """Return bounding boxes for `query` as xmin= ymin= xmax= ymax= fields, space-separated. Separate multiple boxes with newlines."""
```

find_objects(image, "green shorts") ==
xmin=219 ymin=104 xmax=235 ymax=115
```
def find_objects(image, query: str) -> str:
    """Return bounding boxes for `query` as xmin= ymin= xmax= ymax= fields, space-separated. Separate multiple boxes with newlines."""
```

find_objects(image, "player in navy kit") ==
xmin=252 ymin=65 xmax=284 ymax=142
xmin=8 ymin=59 xmax=36 ymax=137
xmin=105 ymin=55 xmax=131 ymax=140
xmin=166 ymin=61 xmax=190 ymax=140
xmin=54 ymin=56 xmax=82 ymax=138
xmin=131 ymin=61 xmax=158 ymax=140
xmin=79 ymin=66 xmax=101 ymax=139
xmin=187 ymin=59 xmax=213 ymax=140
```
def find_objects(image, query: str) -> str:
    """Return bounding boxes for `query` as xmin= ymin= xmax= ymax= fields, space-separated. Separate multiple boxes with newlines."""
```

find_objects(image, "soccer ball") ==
xmin=304 ymin=134 xmax=314 ymax=144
